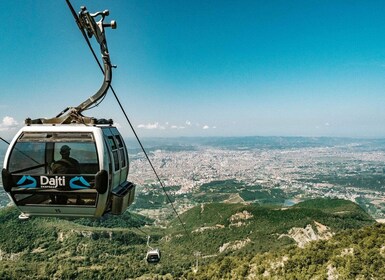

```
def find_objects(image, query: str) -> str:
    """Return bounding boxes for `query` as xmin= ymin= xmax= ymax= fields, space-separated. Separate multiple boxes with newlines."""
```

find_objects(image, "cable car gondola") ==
xmin=146 ymin=248 xmax=161 ymax=263
xmin=1 ymin=5 xmax=135 ymax=218
xmin=146 ymin=236 xmax=161 ymax=263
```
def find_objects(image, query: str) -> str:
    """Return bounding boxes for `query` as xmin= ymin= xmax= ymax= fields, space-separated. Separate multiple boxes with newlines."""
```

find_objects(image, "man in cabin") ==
xmin=52 ymin=145 xmax=81 ymax=174
xmin=50 ymin=145 xmax=81 ymax=205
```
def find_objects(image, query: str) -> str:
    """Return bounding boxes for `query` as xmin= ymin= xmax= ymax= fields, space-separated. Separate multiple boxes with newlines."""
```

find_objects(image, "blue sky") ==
xmin=1 ymin=0 xmax=385 ymax=139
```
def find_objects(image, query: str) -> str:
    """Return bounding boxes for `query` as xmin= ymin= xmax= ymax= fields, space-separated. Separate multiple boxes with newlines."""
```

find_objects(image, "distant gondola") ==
xmin=1 ymin=5 xmax=135 ymax=218
xmin=146 ymin=248 xmax=161 ymax=263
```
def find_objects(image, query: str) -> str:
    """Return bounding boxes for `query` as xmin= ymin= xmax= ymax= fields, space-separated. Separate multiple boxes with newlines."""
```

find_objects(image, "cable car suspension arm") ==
xmin=73 ymin=5 xmax=116 ymax=113
xmin=30 ymin=1 xmax=116 ymax=125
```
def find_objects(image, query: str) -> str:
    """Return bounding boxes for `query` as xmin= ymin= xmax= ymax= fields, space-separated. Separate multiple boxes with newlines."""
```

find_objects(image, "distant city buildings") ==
xmin=129 ymin=144 xmax=385 ymax=220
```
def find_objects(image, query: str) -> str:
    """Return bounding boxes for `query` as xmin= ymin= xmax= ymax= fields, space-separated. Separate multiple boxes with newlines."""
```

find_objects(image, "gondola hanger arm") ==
xmin=73 ymin=5 xmax=116 ymax=114
xmin=29 ymin=2 xmax=117 ymax=125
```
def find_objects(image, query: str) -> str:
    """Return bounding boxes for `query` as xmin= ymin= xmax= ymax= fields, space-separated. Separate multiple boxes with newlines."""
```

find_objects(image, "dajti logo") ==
xmin=70 ymin=176 xmax=91 ymax=189
xmin=17 ymin=175 xmax=37 ymax=188
xmin=40 ymin=176 xmax=65 ymax=189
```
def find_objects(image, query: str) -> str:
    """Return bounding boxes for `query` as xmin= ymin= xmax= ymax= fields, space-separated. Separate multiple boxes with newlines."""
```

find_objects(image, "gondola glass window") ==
xmin=7 ymin=140 xmax=46 ymax=175
xmin=115 ymin=135 xmax=126 ymax=168
xmin=8 ymin=132 xmax=99 ymax=176
xmin=7 ymin=132 xmax=100 ymax=207
xmin=108 ymin=136 xmax=120 ymax=171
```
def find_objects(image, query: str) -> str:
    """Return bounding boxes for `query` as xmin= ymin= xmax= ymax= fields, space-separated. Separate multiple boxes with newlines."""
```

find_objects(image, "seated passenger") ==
xmin=52 ymin=145 xmax=80 ymax=174
xmin=51 ymin=145 xmax=80 ymax=205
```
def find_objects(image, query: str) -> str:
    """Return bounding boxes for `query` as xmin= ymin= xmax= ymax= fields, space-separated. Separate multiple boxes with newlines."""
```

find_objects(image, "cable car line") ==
xmin=65 ymin=0 xmax=194 ymax=243
xmin=0 ymin=137 xmax=10 ymax=145
xmin=133 ymin=225 xmax=150 ymax=237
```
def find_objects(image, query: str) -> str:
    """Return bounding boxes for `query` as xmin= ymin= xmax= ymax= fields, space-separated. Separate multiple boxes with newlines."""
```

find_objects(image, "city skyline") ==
xmin=2 ymin=0 xmax=385 ymax=140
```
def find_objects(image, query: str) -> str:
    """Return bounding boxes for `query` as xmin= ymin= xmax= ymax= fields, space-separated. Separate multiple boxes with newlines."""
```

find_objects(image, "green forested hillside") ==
xmin=190 ymin=223 xmax=385 ymax=279
xmin=0 ymin=199 xmax=377 ymax=279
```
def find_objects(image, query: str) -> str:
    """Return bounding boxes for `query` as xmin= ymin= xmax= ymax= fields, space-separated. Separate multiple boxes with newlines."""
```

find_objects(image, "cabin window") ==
xmin=115 ymin=135 xmax=126 ymax=168
xmin=52 ymin=142 xmax=99 ymax=174
xmin=7 ymin=142 xmax=46 ymax=174
xmin=8 ymin=132 xmax=99 ymax=175
xmin=107 ymin=136 xmax=117 ymax=150
xmin=108 ymin=136 xmax=119 ymax=171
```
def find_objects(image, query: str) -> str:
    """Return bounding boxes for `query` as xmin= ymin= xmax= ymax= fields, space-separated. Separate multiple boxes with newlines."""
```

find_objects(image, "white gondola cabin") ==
xmin=2 ymin=124 xmax=135 ymax=218
xmin=146 ymin=248 xmax=161 ymax=263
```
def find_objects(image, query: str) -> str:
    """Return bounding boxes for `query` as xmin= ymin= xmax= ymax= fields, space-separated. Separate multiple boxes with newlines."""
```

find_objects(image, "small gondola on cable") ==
xmin=146 ymin=236 xmax=161 ymax=263
xmin=1 ymin=4 xmax=135 ymax=219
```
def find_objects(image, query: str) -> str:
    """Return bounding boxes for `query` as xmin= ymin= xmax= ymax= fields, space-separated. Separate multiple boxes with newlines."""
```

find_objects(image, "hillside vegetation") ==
xmin=190 ymin=223 xmax=385 ymax=279
xmin=0 ymin=198 xmax=376 ymax=279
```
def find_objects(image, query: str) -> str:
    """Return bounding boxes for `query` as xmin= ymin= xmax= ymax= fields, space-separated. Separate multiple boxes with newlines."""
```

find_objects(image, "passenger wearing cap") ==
xmin=52 ymin=145 xmax=81 ymax=174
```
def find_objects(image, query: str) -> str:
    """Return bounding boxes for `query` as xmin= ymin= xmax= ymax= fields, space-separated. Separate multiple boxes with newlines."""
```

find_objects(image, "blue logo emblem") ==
xmin=69 ymin=176 xmax=91 ymax=189
xmin=17 ymin=175 xmax=37 ymax=188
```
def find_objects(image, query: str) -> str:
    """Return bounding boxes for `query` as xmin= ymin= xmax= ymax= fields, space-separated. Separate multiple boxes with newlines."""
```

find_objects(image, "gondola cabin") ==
xmin=146 ymin=248 xmax=161 ymax=263
xmin=1 ymin=123 xmax=135 ymax=218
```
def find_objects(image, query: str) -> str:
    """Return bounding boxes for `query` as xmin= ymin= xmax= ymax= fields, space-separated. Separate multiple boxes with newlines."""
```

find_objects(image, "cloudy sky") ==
xmin=2 ymin=0 xmax=385 ymax=140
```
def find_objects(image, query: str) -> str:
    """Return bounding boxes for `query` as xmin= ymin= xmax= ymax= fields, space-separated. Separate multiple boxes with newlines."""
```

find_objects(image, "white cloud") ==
xmin=137 ymin=120 xmax=212 ymax=132
xmin=171 ymin=125 xmax=185 ymax=129
xmin=137 ymin=122 xmax=165 ymax=130
xmin=0 ymin=116 xmax=19 ymax=131
xmin=138 ymin=122 xmax=159 ymax=129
